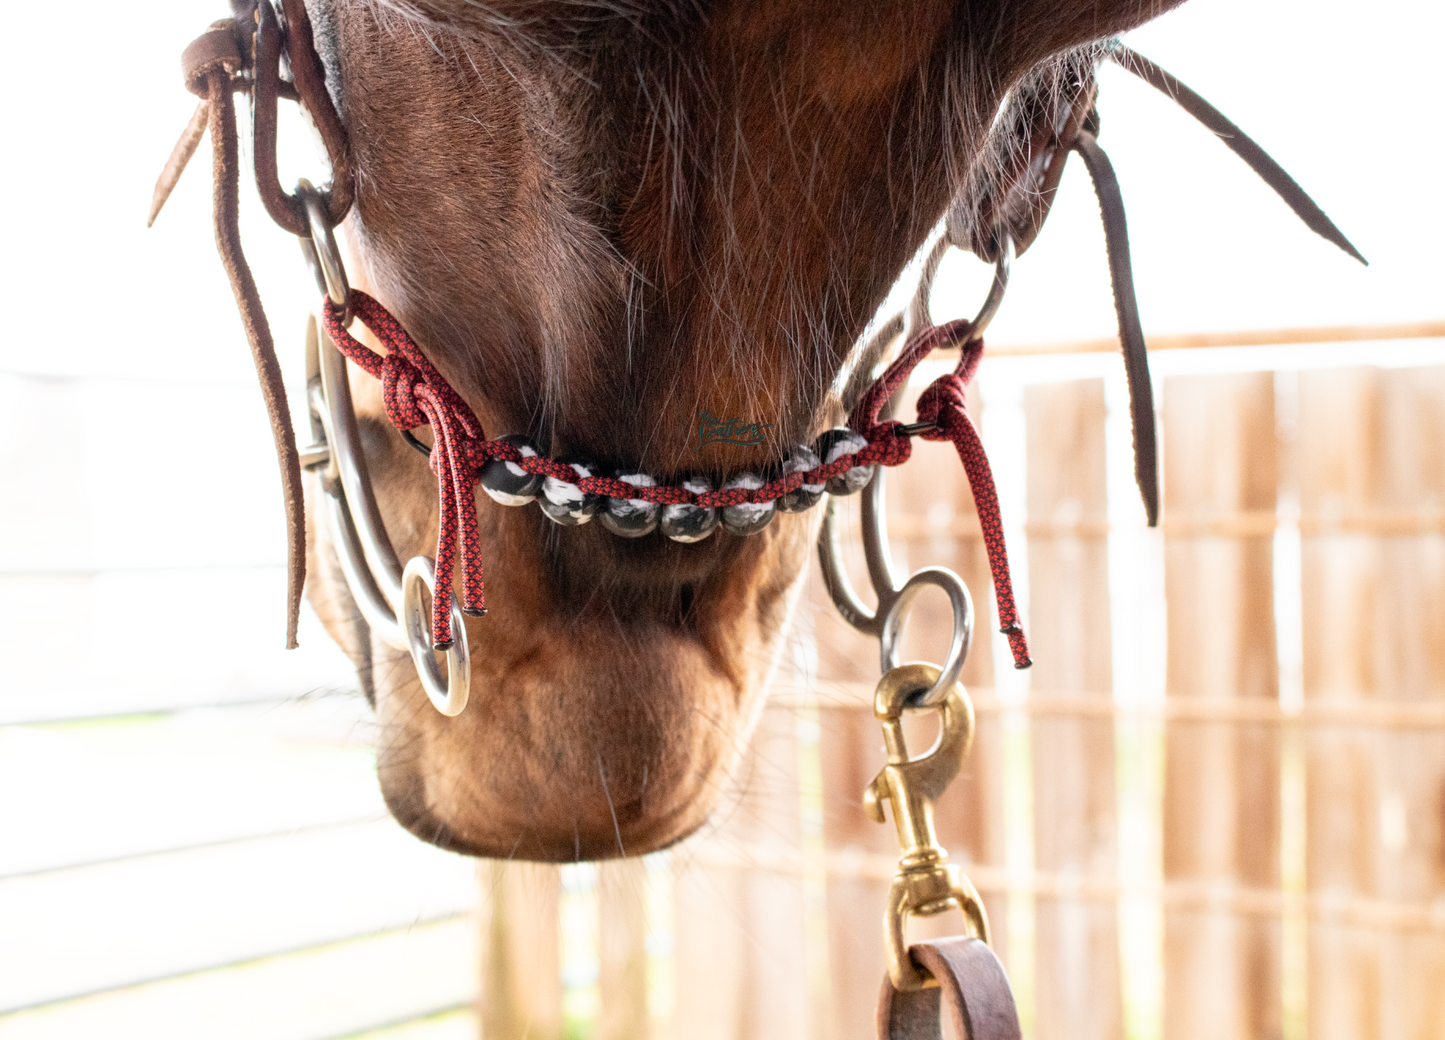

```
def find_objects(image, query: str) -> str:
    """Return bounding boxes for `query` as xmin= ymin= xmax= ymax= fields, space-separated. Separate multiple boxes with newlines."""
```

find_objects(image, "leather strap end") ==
xmin=1071 ymin=130 xmax=1160 ymax=529
xmin=148 ymin=100 xmax=210 ymax=227
xmin=1112 ymin=46 xmax=1367 ymax=267
xmin=182 ymin=20 xmax=244 ymax=99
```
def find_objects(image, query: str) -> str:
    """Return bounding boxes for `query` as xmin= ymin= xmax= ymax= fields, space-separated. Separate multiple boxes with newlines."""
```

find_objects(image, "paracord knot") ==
xmin=379 ymin=352 xmax=430 ymax=432
xmin=914 ymin=373 xmax=967 ymax=437
xmin=858 ymin=420 xmax=914 ymax=467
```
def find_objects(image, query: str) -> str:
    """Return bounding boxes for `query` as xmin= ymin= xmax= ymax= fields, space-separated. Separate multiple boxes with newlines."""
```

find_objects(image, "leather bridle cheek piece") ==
xmin=151 ymin=5 xmax=1363 ymax=1035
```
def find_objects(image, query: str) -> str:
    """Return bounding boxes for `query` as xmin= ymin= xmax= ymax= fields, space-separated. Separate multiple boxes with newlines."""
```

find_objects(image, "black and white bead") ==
xmin=814 ymin=427 xmax=873 ymax=496
xmin=600 ymin=473 xmax=661 ymax=538
xmin=720 ymin=473 xmax=775 ymax=536
xmin=539 ymin=460 xmax=602 ymax=526
xmin=479 ymin=434 xmax=544 ymax=507
xmin=660 ymin=476 xmax=719 ymax=543
xmin=776 ymin=445 xmax=825 ymax=513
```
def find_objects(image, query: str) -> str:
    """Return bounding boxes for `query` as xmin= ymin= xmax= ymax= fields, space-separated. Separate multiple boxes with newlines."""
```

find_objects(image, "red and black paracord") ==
xmin=321 ymin=290 xmax=1032 ymax=668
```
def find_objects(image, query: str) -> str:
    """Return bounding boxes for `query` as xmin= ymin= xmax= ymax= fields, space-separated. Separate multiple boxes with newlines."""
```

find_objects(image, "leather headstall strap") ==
xmin=151 ymin=2 xmax=354 ymax=647
xmin=877 ymin=937 xmax=1021 ymax=1040
xmin=945 ymin=44 xmax=1366 ymax=530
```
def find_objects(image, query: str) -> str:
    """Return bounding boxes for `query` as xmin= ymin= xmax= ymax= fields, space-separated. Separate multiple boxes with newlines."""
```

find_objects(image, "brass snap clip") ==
xmin=865 ymin=662 xmax=990 ymax=991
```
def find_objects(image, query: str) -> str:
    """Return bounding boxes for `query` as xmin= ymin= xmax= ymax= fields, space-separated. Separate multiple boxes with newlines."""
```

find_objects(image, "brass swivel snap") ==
xmin=865 ymin=662 xmax=990 ymax=991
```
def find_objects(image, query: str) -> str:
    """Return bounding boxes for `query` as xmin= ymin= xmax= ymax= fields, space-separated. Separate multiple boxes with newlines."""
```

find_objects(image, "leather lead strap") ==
xmin=877 ymin=938 xmax=1022 ymax=1040
xmin=1071 ymin=129 xmax=1160 ymax=528
xmin=204 ymin=66 xmax=307 ymax=648
xmin=1112 ymin=46 xmax=1366 ymax=266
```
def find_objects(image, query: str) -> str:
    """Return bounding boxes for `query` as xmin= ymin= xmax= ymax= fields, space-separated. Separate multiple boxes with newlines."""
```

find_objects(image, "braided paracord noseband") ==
xmin=320 ymin=291 xmax=1031 ymax=668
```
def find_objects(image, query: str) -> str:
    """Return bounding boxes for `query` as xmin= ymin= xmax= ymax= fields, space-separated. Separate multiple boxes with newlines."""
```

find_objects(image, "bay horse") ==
xmin=196 ymin=0 xmax=1188 ymax=862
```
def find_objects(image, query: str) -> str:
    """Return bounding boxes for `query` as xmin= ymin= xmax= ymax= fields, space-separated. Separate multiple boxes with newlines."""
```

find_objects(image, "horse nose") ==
xmin=371 ymin=612 xmax=747 ymax=861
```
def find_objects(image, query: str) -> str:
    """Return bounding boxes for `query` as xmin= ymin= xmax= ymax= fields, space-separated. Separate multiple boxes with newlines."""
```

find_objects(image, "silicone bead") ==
xmin=776 ymin=444 xmax=825 ymax=513
xmin=479 ymin=434 xmax=544 ymax=507
xmin=660 ymin=476 xmax=719 ymax=543
xmin=720 ymin=473 xmax=775 ymax=536
xmin=814 ymin=427 xmax=872 ymax=496
xmin=599 ymin=472 xmax=661 ymax=538
xmin=539 ymin=460 xmax=602 ymax=526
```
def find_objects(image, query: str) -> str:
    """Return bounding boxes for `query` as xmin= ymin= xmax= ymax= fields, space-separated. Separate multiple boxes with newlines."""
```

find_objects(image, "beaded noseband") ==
xmin=309 ymin=223 xmax=1028 ymax=663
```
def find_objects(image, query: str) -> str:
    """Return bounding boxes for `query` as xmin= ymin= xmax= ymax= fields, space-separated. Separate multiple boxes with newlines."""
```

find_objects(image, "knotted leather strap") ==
xmin=877 ymin=938 xmax=1021 ymax=1040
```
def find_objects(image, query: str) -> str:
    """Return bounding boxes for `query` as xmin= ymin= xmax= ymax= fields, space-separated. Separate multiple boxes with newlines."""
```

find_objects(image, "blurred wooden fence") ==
xmin=472 ymin=357 xmax=1444 ymax=1040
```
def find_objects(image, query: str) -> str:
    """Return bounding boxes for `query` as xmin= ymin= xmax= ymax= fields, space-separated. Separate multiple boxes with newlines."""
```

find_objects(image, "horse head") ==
xmin=292 ymin=0 xmax=1178 ymax=860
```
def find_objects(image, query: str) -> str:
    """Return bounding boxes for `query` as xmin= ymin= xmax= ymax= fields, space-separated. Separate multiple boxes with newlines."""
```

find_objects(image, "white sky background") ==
xmin=0 ymin=0 xmax=1440 ymax=382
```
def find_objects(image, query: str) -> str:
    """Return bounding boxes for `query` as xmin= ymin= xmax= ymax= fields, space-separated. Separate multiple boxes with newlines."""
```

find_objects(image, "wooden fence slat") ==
xmin=890 ymin=382 xmax=1009 ymax=968
xmin=673 ymin=705 xmax=810 ymax=1039
xmin=810 ymin=413 xmax=922 ymax=1040
xmin=1300 ymin=366 xmax=1445 ymax=1040
xmin=1024 ymin=378 xmax=1122 ymax=1040
xmin=1161 ymin=372 xmax=1281 ymax=1040
xmin=466 ymin=362 xmax=1444 ymax=1040
xmin=812 ymin=377 xmax=1011 ymax=1040
xmin=816 ymin=684 xmax=894 ymax=1040
xmin=597 ymin=859 xmax=649 ymax=1040
xmin=478 ymin=861 xmax=562 ymax=1040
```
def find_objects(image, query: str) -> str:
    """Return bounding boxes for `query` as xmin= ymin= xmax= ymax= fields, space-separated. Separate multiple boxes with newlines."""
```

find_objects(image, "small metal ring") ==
xmin=296 ymin=177 xmax=352 ymax=325
xmin=401 ymin=556 xmax=471 ymax=717
xmin=878 ymin=567 xmax=974 ymax=707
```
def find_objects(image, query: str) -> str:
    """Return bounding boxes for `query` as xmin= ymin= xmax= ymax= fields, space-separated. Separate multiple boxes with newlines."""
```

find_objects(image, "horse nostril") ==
xmin=673 ymin=583 xmax=697 ymax=625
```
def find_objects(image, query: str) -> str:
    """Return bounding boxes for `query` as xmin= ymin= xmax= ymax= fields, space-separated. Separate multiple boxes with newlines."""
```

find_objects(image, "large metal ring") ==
xmin=296 ymin=177 xmax=352 ymax=325
xmin=878 ymin=567 xmax=974 ymax=708
xmin=818 ymin=469 xmax=975 ymax=703
xmin=401 ymin=556 xmax=471 ymax=717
